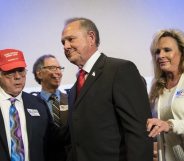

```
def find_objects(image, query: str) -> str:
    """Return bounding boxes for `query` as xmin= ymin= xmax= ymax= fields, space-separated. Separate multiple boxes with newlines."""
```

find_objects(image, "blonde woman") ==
xmin=147 ymin=29 xmax=184 ymax=161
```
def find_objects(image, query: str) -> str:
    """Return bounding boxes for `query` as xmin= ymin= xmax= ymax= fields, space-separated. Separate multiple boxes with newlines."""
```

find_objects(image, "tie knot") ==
xmin=79 ymin=69 xmax=86 ymax=76
xmin=9 ymin=98 xmax=16 ymax=105
xmin=50 ymin=94 xmax=58 ymax=101
xmin=77 ymin=69 xmax=86 ymax=96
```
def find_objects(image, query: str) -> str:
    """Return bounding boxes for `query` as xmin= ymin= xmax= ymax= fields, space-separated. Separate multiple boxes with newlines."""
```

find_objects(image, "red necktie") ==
xmin=77 ymin=69 xmax=86 ymax=96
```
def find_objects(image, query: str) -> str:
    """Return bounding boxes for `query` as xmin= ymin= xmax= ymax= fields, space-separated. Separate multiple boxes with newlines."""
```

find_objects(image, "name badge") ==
xmin=27 ymin=109 xmax=40 ymax=116
xmin=176 ymin=89 xmax=184 ymax=98
xmin=60 ymin=105 xmax=68 ymax=111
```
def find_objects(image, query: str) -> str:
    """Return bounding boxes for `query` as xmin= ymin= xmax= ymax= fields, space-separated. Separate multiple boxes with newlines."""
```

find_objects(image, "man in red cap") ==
xmin=0 ymin=49 xmax=68 ymax=161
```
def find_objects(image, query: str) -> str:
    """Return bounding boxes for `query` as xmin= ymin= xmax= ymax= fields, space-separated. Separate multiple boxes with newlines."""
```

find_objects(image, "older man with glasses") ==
xmin=32 ymin=54 xmax=70 ymax=161
xmin=0 ymin=49 xmax=60 ymax=161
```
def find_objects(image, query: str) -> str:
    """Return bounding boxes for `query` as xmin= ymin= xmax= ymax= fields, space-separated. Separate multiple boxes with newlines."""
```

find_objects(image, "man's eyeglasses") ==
xmin=41 ymin=66 xmax=65 ymax=72
xmin=1 ymin=68 xmax=27 ymax=78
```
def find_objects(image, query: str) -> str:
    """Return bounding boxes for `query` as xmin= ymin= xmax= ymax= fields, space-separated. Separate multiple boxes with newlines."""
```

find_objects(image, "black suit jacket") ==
xmin=68 ymin=54 xmax=153 ymax=161
xmin=34 ymin=91 xmax=70 ymax=161
xmin=47 ymin=92 xmax=70 ymax=161
xmin=0 ymin=92 xmax=51 ymax=161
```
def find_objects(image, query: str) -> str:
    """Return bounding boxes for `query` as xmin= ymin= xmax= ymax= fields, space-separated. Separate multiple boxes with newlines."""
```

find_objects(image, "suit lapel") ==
xmin=0 ymin=109 xmax=9 ymax=158
xmin=68 ymin=85 xmax=77 ymax=110
xmin=75 ymin=54 xmax=106 ymax=106
xmin=22 ymin=93 xmax=33 ymax=148
xmin=60 ymin=92 xmax=68 ymax=105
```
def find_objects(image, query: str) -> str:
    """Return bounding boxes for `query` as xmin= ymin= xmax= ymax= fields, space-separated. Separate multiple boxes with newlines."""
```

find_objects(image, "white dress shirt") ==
xmin=0 ymin=87 xmax=29 ymax=161
xmin=82 ymin=50 xmax=101 ymax=73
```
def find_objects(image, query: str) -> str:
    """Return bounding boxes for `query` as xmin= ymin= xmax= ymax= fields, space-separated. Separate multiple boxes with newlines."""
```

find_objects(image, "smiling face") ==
xmin=0 ymin=68 xmax=26 ymax=97
xmin=37 ymin=57 xmax=62 ymax=92
xmin=155 ymin=36 xmax=182 ymax=75
xmin=61 ymin=21 xmax=96 ymax=68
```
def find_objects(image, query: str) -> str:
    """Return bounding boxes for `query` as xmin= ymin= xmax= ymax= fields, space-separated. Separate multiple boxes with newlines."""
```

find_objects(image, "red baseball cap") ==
xmin=0 ymin=49 xmax=27 ymax=71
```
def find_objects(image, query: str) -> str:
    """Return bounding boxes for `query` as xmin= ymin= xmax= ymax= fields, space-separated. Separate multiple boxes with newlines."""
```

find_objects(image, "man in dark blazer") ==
xmin=32 ymin=54 xmax=70 ymax=161
xmin=0 ymin=92 xmax=51 ymax=161
xmin=32 ymin=54 xmax=68 ymax=126
xmin=61 ymin=18 xmax=153 ymax=161
xmin=0 ymin=49 xmax=67 ymax=161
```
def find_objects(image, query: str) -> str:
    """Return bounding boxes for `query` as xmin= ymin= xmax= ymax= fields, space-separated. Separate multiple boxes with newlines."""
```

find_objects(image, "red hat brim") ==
xmin=0 ymin=61 xmax=27 ymax=71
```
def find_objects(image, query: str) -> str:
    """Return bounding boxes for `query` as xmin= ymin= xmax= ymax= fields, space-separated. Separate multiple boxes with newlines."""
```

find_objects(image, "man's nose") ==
xmin=63 ymin=40 xmax=71 ymax=50
xmin=14 ymin=71 xmax=22 ymax=79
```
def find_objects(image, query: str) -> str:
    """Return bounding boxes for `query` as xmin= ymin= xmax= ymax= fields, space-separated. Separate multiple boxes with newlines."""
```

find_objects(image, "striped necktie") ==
xmin=50 ymin=94 xmax=61 ymax=126
xmin=9 ymin=98 xmax=25 ymax=161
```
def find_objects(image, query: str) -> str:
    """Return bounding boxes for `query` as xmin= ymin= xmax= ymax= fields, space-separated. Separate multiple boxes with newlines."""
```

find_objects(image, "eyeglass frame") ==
xmin=41 ymin=65 xmax=65 ymax=72
xmin=0 ymin=68 xmax=28 ymax=78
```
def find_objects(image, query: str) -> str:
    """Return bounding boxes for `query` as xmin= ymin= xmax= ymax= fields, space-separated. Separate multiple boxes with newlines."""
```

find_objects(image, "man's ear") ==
xmin=36 ymin=70 xmax=42 ymax=79
xmin=88 ymin=31 xmax=96 ymax=46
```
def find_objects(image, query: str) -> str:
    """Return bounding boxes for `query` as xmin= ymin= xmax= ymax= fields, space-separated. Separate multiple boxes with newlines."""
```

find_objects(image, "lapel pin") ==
xmin=92 ymin=72 xmax=95 ymax=76
xmin=176 ymin=89 xmax=184 ymax=97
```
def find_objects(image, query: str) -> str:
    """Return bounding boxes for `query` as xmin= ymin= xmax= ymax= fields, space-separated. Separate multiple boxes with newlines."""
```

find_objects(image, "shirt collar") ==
xmin=0 ymin=86 xmax=22 ymax=102
xmin=40 ymin=89 xmax=60 ymax=102
xmin=82 ymin=50 xmax=101 ymax=73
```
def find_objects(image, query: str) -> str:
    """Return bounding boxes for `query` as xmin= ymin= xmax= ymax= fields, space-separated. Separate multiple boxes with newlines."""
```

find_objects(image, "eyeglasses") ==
xmin=1 ymin=68 xmax=27 ymax=78
xmin=41 ymin=66 xmax=65 ymax=72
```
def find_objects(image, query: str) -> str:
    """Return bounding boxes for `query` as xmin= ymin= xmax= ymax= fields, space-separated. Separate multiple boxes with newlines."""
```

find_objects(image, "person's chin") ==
xmin=12 ymin=90 xmax=22 ymax=97
xmin=51 ymin=82 xmax=60 ymax=88
xmin=160 ymin=67 xmax=171 ymax=72
xmin=70 ymin=60 xmax=78 ymax=66
xmin=14 ymin=84 xmax=24 ymax=89
xmin=68 ymin=55 xmax=79 ymax=63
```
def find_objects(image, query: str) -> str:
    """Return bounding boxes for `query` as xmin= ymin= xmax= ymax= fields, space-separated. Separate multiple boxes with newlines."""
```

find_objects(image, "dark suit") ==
xmin=33 ymin=91 xmax=70 ymax=161
xmin=0 ymin=92 xmax=51 ymax=161
xmin=68 ymin=54 xmax=153 ymax=161
xmin=47 ymin=92 xmax=70 ymax=161
xmin=59 ymin=92 xmax=69 ymax=126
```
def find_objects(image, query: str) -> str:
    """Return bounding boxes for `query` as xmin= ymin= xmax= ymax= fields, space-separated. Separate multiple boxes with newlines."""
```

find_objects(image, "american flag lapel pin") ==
xmin=92 ymin=71 xmax=95 ymax=77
